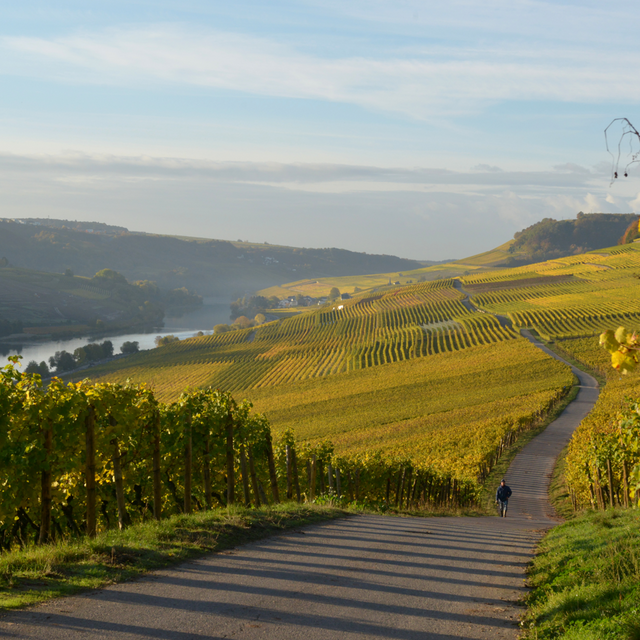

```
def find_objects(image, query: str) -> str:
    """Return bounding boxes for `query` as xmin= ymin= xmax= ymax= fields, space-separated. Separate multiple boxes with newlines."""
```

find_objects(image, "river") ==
xmin=0 ymin=298 xmax=232 ymax=366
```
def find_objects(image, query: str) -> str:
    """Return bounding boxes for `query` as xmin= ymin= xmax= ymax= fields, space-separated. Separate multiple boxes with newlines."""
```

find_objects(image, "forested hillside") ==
xmin=0 ymin=219 xmax=424 ymax=299
xmin=506 ymin=212 xmax=636 ymax=265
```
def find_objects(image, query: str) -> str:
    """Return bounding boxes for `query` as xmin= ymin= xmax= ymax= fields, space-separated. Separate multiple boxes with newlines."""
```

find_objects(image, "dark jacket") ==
xmin=496 ymin=484 xmax=512 ymax=501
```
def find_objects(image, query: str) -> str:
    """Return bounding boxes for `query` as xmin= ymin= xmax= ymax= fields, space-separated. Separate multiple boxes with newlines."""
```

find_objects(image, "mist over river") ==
xmin=0 ymin=298 xmax=232 ymax=366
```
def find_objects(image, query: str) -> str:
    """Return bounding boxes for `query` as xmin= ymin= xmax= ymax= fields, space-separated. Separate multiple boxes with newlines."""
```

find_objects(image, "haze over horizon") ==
xmin=2 ymin=1 xmax=640 ymax=261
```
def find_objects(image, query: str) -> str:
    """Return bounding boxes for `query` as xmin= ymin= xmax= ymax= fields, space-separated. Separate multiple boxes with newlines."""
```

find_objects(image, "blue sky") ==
xmin=2 ymin=0 xmax=640 ymax=260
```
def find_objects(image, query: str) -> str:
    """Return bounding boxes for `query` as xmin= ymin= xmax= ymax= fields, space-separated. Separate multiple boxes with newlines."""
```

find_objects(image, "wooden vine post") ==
xmin=309 ymin=454 xmax=317 ymax=501
xmin=291 ymin=447 xmax=301 ymax=502
xmin=226 ymin=413 xmax=235 ymax=505
xmin=151 ymin=411 xmax=162 ymax=519
xmin=184 ymin=412 xmax=192 ymax=514
xmin=109 ymin=416 xmax=130 ymax=530
xmin=85 ymin=405 xmax=97 ymax=536
xmin=247 ymin=446 xmax=261 ymax=508
xmin=327 ymin=462 xmax=335 ymax=494
xmin=394 ymin=470 xmax=402 ymax=507
xmin=606 ymin=458 xmax=615 ymax=508
xmin=286 ymin=445 xmax=293 ymax=500
xmin=240 ymin=444 xmax=251 ymax=507
xmin=404 ymin=468 xmax=413 ymax=508
xmin=265 ymin=431 xmax=280 ymax=503
xmin=38 ymin=418 xmax=53 ymax=544
xmin=202 ymin=423 xmax=212 ymax=511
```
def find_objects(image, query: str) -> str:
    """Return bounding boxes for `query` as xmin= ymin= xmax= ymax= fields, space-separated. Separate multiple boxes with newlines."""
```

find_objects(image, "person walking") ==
xmin=496 ymin=479 xmax=512 ymax=517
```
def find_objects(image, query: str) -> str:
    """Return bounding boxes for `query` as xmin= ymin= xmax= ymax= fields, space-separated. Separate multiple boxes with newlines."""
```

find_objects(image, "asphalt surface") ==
xmin=0 ymin=332 xmax=599 ymax=640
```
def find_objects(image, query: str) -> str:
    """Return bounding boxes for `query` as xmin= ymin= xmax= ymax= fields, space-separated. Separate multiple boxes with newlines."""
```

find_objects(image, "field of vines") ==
xmin=551 ymin=337 xmax=640 ymax=510
xmin=0 ymin=359 xmax=503 ymax=550
xmin=244 ymin=339 xmax=573 ymax=482
xmin=465 ymin=244 xmax=640 ymax=341
xmin=459 ymin=244 xmax=640 ymax=512
xmin=18 ymin=239 xmax=640 ymax=553
xmin=85 ymin=278 xmax=518 ymax=399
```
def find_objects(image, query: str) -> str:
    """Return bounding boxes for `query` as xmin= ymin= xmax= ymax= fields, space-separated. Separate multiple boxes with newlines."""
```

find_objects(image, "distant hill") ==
xmin=0 ymin=266 xmax=164 ymax=338
xmin=257 ymin=212 xmax=640 ymax=297
xmin=504 ymin=212 xmax=637 ymax=266
xmin=0 ymin=219 xmax=423 ymax=299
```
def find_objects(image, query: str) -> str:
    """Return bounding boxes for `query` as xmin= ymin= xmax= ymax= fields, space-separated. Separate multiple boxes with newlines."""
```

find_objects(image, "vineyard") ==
xmin=9 ymin=237 xmax=640 ymax=550
xmin=458 ymin=245 xmax=640 ymax=511
xmin=0 ymin=358 xmax=518 ymax=550
xmin=68 ymin=276 xmax=576 ymax=498
xmin=84 ymin=279 xmax=518 ymax=399
xmin=548 ymin=337 xmax=640 ymax=510
xmin=462 ymin=245 xmax=640 ymax=341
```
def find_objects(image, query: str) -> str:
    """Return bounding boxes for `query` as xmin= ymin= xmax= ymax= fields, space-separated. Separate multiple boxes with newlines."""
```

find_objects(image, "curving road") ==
xmin=0 ymin=333 xmax=599 ymax=640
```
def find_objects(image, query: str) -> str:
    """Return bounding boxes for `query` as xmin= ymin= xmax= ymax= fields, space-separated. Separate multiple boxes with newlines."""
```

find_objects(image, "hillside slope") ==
xmin=0 ymin=266 xmax=164 ymax=337
xmin=80 ymin=240 xmax=640 ymax=488
xmin=257 ymin=213 xmax=637 ymax=299
xmin=0 ymin=219 xmax=423 ymax=299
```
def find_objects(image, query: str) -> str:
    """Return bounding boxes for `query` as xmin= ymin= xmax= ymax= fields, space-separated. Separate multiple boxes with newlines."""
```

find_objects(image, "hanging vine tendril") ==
xmin=605 ymin=117 xmax=640 ymax=185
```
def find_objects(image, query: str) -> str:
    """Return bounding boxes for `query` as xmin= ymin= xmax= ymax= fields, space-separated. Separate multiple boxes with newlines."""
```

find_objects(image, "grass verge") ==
xmin=548 ymin=443 xmax=575 ymax=520
xmin=522 ymin=508 xmax=640 ymax=639
xmin=479 ymin=381 xmax=580 ymax=514
xmin=0 ymin=503 xmax=345 ymax=612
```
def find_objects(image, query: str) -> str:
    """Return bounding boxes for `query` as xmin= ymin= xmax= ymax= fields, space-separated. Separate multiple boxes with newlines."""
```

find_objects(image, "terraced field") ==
xmin=85 ymin=279 xmax=517 ymax=399
xmin=466 ymin=243 xmax=640 ymax=340
xmin=80 ymin=241 xmax=640 ymax=488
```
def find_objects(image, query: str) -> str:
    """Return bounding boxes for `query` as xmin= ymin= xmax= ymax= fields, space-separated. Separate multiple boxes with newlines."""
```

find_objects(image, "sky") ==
xmin=2 ymin=1 xmax=640 ymax=261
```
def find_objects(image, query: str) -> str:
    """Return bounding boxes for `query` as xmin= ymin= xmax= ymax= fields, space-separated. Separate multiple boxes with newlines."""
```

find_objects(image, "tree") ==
xmin=329 ymin=287 xmax=340 ymax=300
xmin=230 ymin=296 xmax=269 ymax=320
xmin=92 ymin=268 xmax=128 ymax=285
xmin=73 ymin=347 xmax=88 ymax=365
xmin=254 ymin=313 xmax=266 ymax=325
xmin=48 ymin=350 xmax=76 ymax=373
xmin=120 ymin=341 xmax=140 ymax=354
xmin=155 ymin=335 xmax=180 ymax=347
xmin=214 ymin=324 xmax=231 ymax=334
xmin=25 ymin=360 xmax=49 ymax=377
xmin=100 ymin=340 xmax=114 ymax=357
xmin=233 ymin=316 xmax=254 ymax=330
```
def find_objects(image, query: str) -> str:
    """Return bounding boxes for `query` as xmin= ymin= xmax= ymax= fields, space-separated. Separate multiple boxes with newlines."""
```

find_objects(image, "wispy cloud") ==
xmin=0 ymin=151 xmax=606 ymax=193
xmin=2 ymin=23 xmax=640 ymax=120
xmin=0 ymin=151 xmax=632 ymax=260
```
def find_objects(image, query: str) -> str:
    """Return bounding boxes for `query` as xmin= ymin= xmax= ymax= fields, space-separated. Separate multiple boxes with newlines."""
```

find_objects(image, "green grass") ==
xmin=548 ymin=443 xmax=575 ymax=520
xmin=523 ymin=508 xmax=640 ymax=639
xmin=0 ymin=503 xmax=346 ymax=611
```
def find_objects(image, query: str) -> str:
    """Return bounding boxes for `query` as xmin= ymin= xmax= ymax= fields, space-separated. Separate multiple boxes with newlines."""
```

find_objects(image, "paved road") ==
xmin=0 ymin=334 xmax=599 ymax=640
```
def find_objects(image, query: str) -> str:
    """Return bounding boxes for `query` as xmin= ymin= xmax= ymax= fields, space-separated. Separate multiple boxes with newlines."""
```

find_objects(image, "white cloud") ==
xmin=0 ymin=152 xmax=601 ymax=193
xmin=472 ymin=164 xmax=503 ymax=173
xmin=2 ymin=24 xmax=640 ymax=120
xmin=0 ymin=151 xmax=626 ymax=260
xmin=628 ymin=192 xmax=640 ymax=211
